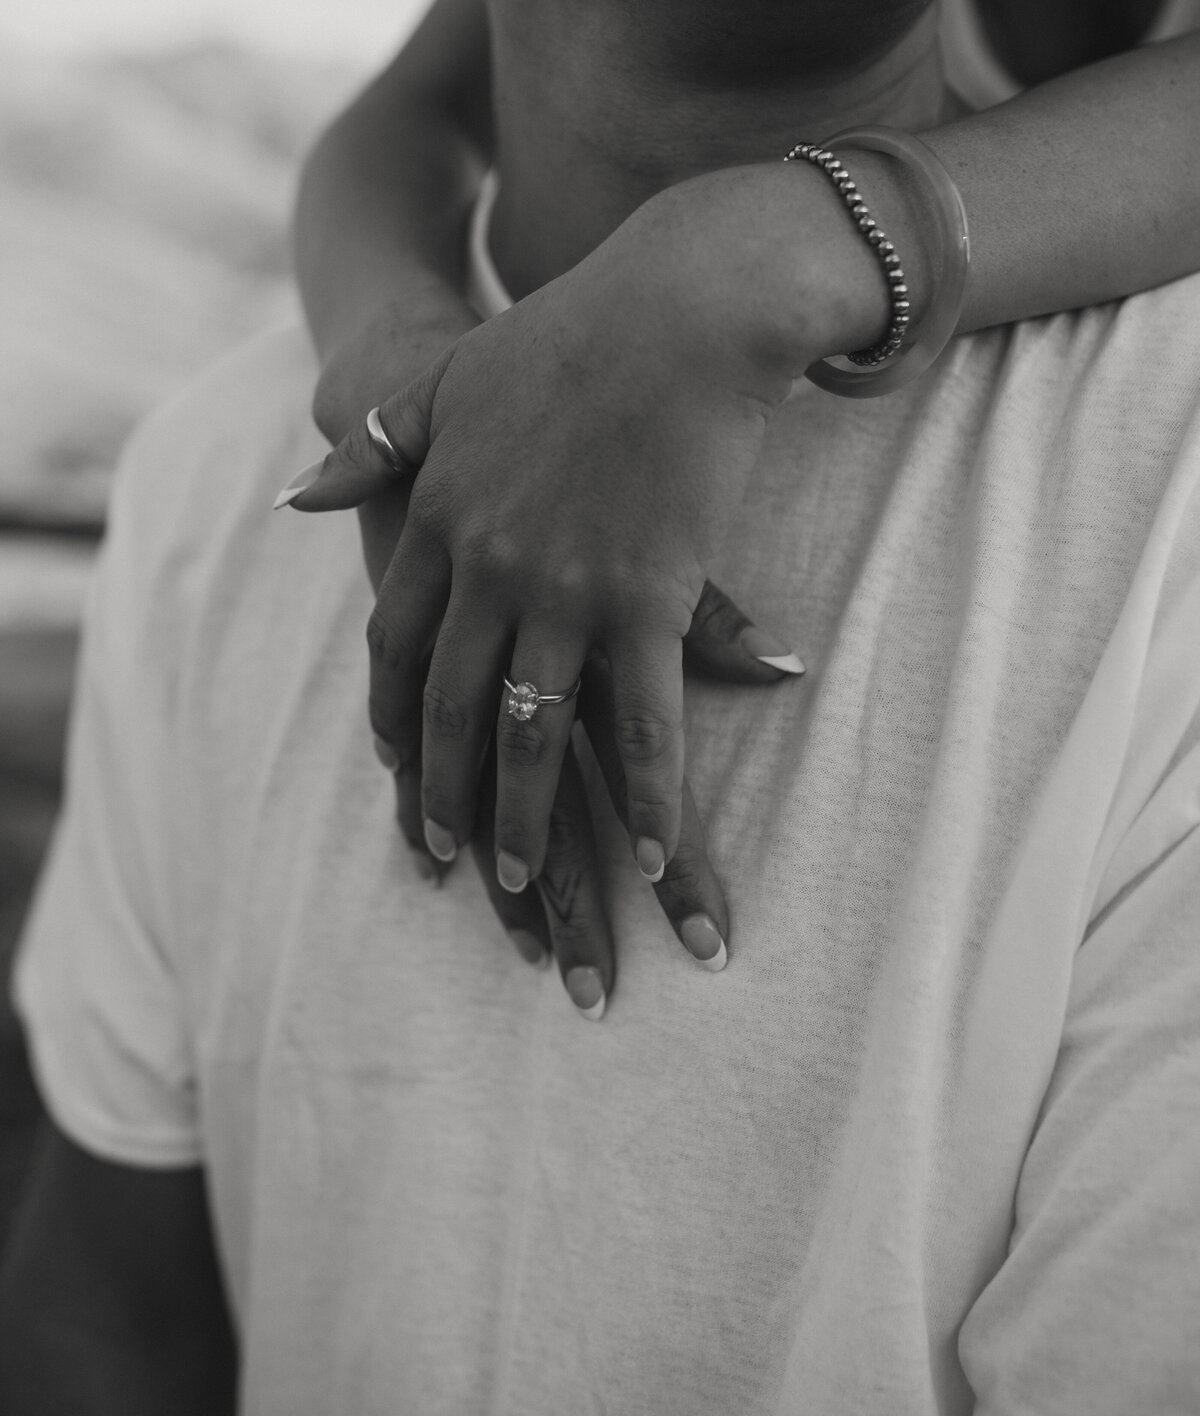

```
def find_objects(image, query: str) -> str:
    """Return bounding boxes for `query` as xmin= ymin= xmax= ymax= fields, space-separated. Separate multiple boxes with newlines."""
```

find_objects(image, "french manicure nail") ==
xmin=565 ymin=966 xmax=606 ymax=1021
xmin=373 ymin=735 xmax=400 ymax=771
xmin=272 ymin=460 xmax=324 ymax=510
xmin=635 ymin=837 xmax=665 ymax=883
xmin=680 ymin=914 xmax=728 ymax=972
xmin=507 ymin=929 xmax=549 ymax=968
xmin=497 ymin=850 xmax=530 ymax=893
xmin=739 ymin=626 xmax=805 ymax=675
xmin=423 ymin=818 xmax=457 ymax=863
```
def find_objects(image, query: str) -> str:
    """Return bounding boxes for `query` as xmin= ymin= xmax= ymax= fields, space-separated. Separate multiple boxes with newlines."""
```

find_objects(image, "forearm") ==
xmin=293 ymin=16 xmax=1200 ymax=424
xmin=292 ymin=0 xmax=490 ymax=368
xmin=637 ymin=30 xmax=1200 ymax=381
xmin=930 ymin=29 xmax=1200 ymax=332
xmin=825 ymin=32 xmax=1200 ymax=344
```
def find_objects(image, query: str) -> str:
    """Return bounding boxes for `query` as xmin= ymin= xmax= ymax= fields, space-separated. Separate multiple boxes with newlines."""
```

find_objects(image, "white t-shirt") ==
xmin=16 ymin=254 xmax=1200 ymax=1410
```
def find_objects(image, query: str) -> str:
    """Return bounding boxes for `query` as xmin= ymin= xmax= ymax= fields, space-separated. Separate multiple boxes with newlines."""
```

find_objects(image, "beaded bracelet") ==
xmin=784 ymin=141 xmax=911 ymax=367
xmin=784 ymin=126 xmax=970 ymax=398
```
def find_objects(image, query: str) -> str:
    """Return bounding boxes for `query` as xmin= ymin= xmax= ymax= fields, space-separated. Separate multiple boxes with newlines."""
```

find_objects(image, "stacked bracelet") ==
xmin=784 ymin=141 xmax=911 ymax=367
xmin=784 ymin=126 xmax=970 ymax=398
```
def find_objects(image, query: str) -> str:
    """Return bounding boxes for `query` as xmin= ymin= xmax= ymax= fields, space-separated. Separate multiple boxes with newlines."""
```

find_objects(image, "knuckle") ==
xmin=613 ymin=711 xmax=676 ymax=767
xmin=547 ymin=922 xmax=594 ymax=953
xmin=346 ymin=419 xmax=380 ymax=470
xmin=497 ymin=712 xmax=551 ymax=768
xmin=366 ymin=609 xmax=407 ymax=672
xmin=461 ymin=526 xmax=521 ymax=579
xmin=405 ymin=484 xmax=446 ymax=542
xmin=423 ymin=682 xmax=471 ymax=741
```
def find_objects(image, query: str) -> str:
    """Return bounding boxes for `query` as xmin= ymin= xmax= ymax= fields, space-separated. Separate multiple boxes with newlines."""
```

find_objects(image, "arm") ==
xmin=930 ymin=28 xmax=1200 ymax=333
xmin=293 ymin=0 xmax=491 ymax=444
xmin=289 ymin=9 xmax=1200 ymax=982
xmin=294 ymin=10 xmax=1200 ymax=421
xmin=0 ymin=1125 xmax=237 ymax=1416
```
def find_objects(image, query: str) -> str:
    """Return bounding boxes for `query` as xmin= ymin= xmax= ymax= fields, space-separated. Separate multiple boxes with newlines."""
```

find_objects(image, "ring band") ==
xmin=366 ymin=406 xmax=407 ymax=473
xmin=504 ymin=676 xmax=582 ymax=721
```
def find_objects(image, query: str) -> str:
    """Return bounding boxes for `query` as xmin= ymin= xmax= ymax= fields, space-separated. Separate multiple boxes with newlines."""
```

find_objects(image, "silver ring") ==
xmin=504 ymin=676 xmax=582 ymax=721
xmin=366 ymin=406 xmax=407 ymax=473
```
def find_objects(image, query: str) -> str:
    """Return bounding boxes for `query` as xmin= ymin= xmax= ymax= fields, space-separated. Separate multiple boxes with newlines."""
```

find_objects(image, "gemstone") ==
xmin=507 ymin=681 xmax=540 ymax=721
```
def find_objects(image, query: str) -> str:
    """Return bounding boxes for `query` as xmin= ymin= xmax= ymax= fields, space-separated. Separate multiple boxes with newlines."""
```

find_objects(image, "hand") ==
xmin=286 ymin=180 xmax=810 ymax=899
xmin=375 ymin=579 xmax=804 ymax=1019
xmin=309 ymin=301 xmax=478 ymax=450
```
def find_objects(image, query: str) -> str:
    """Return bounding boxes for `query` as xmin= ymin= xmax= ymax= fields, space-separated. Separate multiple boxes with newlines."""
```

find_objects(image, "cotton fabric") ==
xmin=16 ymin=252 xmax=1200 ymax=1409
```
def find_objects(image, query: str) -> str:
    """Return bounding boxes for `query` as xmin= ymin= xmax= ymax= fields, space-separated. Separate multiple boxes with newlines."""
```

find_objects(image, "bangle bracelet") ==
xmin=785 ymin=126 xmax=970 ymax=399
xmin=784 ymin=140 xmax=912 ymax=369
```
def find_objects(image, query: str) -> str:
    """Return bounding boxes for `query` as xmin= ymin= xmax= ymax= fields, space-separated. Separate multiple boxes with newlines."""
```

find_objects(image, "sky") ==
xmin=3 ymin=0 xmax=432 ymax=63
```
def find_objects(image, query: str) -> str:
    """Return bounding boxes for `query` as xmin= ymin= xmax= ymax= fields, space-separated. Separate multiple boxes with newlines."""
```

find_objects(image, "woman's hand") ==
xmin=287 ymin=176 xmax=811 ymax=896
xmin=308 ymin=300 xmax=478 ymax=450
xmin=375 ymin=579 xmax=804 ymax=1019
xmin=292 ymin=302 xmax=806 ymax=1017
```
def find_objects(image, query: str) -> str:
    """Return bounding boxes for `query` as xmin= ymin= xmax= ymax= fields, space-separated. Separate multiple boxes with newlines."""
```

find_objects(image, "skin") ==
xmin=976 ymin=0 xmax=1169 ymax=83
xmin=289 ymin=0 xmax=1200 ymax=994
xmin=6 ymin=5 xmax=1200 ymax=1401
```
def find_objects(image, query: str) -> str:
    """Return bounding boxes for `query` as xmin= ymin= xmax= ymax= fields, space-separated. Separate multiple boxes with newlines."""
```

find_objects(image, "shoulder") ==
xmin=111 ymin=321 xmax=321 ymax=552
xmin=100 ymin=321 xmax=363 ymax=636
xmin=957 ymin=273 xmax=1200 ymax=485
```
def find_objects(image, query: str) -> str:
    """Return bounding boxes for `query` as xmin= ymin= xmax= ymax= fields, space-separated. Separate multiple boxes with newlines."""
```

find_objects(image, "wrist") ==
xmin=312 ymin=292 xmax=477 ymax=445
xmin=641 ymin=154 xmax=935 ymax=385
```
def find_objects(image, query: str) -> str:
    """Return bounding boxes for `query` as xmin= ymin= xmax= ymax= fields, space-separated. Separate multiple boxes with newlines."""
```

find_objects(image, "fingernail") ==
xmin=423 ymin=818 xmax=457 ymax=863
xmin=507 ymin=929 xmax=549 ymax=968
xmin=680 ymin=914 xmax=728 ymax=972
xmin=565 ymin=966 xmax=606 ymax=1020
xmin=739 ymin=626 xmax=805 ymax=675
xmin=373 ymin=734 xmax=400 ymax=772
xmin=272 ymin=459 xmax=324 ymax=510
xmin=635 ymin=837 xmax=665 ymax=883
xmin=497 ymin=850 xmax=530 ymax=893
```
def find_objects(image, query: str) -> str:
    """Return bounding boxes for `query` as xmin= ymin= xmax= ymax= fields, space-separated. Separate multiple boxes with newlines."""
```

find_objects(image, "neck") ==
xmin=488 ymin=1 xmax=947 ymax=298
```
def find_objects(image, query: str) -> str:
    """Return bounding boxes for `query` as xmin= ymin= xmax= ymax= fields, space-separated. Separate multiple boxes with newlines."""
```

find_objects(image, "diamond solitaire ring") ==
xmin=503 ymin=676 xmax=582 ymax=721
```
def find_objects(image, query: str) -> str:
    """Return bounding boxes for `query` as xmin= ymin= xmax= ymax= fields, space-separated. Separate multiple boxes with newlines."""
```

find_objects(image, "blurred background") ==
xmin=0 ymin=0 xmax=430 ymax=1237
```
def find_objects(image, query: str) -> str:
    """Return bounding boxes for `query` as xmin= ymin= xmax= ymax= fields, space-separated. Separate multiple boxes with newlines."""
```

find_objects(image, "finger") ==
xmin=367 ymin=532 xmax=451 ymax=817
xmin=537 ymin=745 xmax=614 ymax=1020
xmin=372 ymin=729 xmax=448 ymax=886
xmin=578 ymin=661 xmax=728 ymax=971
xmin=468 ymin=739 xmax=551 ymax=968
xmin=607 ymin=633 xmax=685 ymax=884
xmin=358 ymin=483 xmax=413 ymax=595
xmin=683 ymin=579 xmax=805 ymax=684
xmin=492 ymin=630 xmax=587 ymax=893
xmin=419 ymin=596 xmax=512 ymax=866
xmin=651 ymin=778 xmax=728 ymax=971
xmin=275 ymin=349 xmax=454 ymax=512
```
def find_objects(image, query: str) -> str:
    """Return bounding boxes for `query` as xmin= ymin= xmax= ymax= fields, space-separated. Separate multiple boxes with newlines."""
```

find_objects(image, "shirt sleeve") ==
xmin=959 ymin=479 xmax=1200 ymax=1412
xmin=13 ymin=410 xmax=201 ymax=1168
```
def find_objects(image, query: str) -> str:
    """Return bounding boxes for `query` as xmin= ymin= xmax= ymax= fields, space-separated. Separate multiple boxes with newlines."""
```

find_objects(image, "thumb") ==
xmin=682 ymin=579 xmax=806 ymax=684
xmin=274 ymin=347 xmax=454 ymax=513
